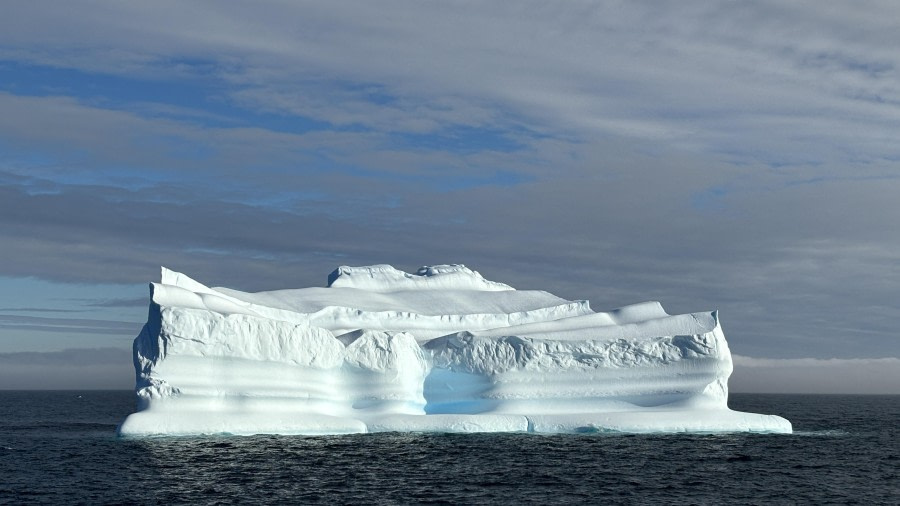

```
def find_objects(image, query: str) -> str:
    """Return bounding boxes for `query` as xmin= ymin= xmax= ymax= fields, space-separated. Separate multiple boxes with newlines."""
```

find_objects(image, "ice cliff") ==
xmin=118 ymin=265 xmax=791 ymax=436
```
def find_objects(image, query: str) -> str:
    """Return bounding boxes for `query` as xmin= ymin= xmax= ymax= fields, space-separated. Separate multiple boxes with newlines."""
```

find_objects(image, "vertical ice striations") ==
xmin=118 ymin=265 xmax=791 ymax=436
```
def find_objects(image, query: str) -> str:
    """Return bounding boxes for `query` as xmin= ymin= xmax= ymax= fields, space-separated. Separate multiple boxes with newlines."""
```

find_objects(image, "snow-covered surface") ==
xmin=118 ymin=265 xmax=791 ymax=436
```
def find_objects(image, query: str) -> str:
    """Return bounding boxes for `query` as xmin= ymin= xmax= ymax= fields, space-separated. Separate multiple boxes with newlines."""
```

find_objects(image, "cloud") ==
xmin=2 ymin=153 xmax=900 ymax=360
xmin=730 ymin=355 xmax=900 ymax=394
xmin=0 ymin=307 xmax=85 ymax=313
xmin=0 ymin=92 xmax=544 ymax=195
xmin=0 ymin=347 xmax=133 ymax=389
xmin=82 ymin=297 xmax=150 ymax=308
xmin=0 ymin=314 xmax=139 ymax=335
xmin=4 ymin=2 xmax=900 ymax=167
xmin=1 ymin=1 xmax=900 ymax=372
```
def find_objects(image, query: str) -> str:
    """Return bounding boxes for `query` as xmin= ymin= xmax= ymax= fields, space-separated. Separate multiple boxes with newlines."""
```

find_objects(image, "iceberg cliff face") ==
xmin=118 ymin=265 xmax=791 ymax=436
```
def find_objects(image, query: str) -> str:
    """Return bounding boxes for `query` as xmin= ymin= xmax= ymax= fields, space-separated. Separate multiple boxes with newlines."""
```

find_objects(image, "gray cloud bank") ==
xmin=0 ymin=314 xmax=138 ymax=335
xmin=731 ymin=356 xmax=900 ymax=394
xmin=0 ymin=348 xmax=133 ymax=389
xmin=1 ymin=1 xmax=899 ymax=377
xmin=3 ymin=164 xmax=898 ymax=361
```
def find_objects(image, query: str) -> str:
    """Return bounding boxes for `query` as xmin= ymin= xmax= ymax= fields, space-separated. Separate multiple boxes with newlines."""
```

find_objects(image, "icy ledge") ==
xmin=118 ymin=265 xmax=791 ymax=436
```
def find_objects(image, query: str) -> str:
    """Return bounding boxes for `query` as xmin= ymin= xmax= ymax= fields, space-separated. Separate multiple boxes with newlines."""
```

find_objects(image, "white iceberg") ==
xmin=117 ymin=265 xmax=791 ymax=436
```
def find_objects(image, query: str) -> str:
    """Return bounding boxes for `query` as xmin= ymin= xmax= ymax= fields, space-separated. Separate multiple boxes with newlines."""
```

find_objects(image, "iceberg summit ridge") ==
xmin=118 ymin=265 xmax=791 ymax=436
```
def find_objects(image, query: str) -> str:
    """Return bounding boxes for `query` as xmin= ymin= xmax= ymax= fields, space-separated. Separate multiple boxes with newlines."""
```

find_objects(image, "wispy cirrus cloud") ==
xmin=0 ymin=307 xmax=85 ymax=313
xmin=0 ymin=314 xmax=138 ymax=335
xmin=82 ymin=297 xmax=150 ymax=309
xmin=4 ymin=1 xmax=900 ymax=168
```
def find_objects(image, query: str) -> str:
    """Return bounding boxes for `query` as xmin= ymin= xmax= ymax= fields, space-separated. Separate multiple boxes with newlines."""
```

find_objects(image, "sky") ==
xmin=1 ymin=1 xmax=898 ymax=393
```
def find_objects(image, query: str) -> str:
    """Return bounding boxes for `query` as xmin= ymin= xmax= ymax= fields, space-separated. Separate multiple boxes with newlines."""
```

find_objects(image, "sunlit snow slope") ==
xmin=118 ymin=265 xmax=791 ymax=436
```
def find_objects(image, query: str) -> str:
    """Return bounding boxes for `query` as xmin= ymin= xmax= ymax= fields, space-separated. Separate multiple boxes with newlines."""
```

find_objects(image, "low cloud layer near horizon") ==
xmin=1 ymin=1 xmax=898 ymax=392
xmin=2 ymin=348 xmax=898 ymax=395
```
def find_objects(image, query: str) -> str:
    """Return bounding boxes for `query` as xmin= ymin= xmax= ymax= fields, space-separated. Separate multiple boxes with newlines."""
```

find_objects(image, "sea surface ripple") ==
xmin=0 ymin=392 xmax=897 ymax=504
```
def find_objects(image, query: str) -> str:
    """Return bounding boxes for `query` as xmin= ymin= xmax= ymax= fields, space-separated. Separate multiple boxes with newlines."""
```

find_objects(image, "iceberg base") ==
xmin=118 ymin=409 xmax=791 ymax=436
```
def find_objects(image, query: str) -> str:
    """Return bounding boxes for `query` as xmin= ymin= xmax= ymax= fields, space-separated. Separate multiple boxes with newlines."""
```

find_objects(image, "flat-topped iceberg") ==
xmin=117 ymin=265 xmax=791 ymax=436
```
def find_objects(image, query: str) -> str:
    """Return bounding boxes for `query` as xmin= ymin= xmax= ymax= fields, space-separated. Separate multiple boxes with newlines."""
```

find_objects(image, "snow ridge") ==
xmin=327 ymin=264 xmax=513 ymax=291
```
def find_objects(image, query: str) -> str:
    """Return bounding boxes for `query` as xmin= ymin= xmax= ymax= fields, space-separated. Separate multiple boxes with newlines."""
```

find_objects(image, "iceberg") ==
xmin=117 ymin=265 xmax=791 ymax=436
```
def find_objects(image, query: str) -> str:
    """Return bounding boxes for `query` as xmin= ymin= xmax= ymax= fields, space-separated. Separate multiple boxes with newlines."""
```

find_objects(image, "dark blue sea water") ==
xmin=0 ymin=392 xmax=897 ymax=505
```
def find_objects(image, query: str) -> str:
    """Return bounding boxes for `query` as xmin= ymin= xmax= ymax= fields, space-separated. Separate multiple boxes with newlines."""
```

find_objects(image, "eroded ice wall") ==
xmin=118 ymin=265 xmax=791 ymax=436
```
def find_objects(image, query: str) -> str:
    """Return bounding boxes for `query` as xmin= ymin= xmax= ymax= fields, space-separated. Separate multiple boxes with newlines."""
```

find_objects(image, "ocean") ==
xmin=0 ymin=392 xmax=896 ymax=504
